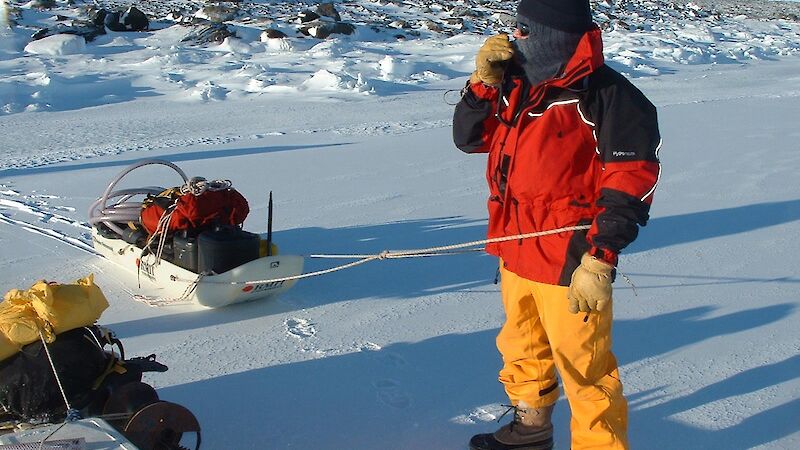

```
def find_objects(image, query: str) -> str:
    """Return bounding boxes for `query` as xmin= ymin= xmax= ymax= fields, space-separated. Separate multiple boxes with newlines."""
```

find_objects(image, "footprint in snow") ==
xmin=452 ymin=405 xmax=507 ymax=425
xmin=378 ymin=351 xmax=407 ymax=367
xmin=285 ymin=317 xmax=316 ymax=339
xmin=374 ymin=379 xmax=411 ymax=409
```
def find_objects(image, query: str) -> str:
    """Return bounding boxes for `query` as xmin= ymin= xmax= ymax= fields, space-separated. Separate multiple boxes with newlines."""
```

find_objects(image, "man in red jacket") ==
xmin=453 ymin=1 xmax=661 ymax=449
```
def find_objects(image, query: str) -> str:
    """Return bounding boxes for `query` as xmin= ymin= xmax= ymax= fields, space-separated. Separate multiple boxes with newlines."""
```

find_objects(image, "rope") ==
xmin=132 ymin=273 xmax=202 ymax=307
xmin=180 ymin=177 xmax=232 ymax=196
xmin=169 ymin=225 xmax=592 ymax=286
xmin=36 ymin=329 xmax=80 ymax=423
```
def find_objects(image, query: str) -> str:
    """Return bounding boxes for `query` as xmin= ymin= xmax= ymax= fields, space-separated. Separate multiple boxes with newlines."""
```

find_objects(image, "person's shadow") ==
xmin=154 ymin=301 xmax=795 ymax=449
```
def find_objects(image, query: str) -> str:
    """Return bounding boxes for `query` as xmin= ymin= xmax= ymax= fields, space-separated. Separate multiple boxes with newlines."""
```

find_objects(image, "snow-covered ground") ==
xmin=1 ymin=0 xmax=799 ymax=449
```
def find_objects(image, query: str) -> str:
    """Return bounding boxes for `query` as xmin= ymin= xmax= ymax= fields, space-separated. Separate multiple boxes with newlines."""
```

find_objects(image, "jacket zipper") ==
xmin=511 ymin=198 xmax=523 ymax=245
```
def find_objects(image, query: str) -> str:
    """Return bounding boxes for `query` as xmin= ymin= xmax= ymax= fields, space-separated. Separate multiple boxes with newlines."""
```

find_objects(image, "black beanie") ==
xmin=517 ymin=0 xmax=593 ymax=33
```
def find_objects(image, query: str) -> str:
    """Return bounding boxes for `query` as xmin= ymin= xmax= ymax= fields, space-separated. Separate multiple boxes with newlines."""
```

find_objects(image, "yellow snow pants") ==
xmin=496 ymin=263 xmax=629 ymax=450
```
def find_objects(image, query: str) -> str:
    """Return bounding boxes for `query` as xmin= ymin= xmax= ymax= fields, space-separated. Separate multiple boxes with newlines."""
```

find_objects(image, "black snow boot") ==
xmin=469 ymin=403 xmax=554 ymax=450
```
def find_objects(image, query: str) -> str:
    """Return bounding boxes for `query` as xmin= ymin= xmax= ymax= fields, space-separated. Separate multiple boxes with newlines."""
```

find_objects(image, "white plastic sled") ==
xmin=88 ymin=159 xmax=304 ymax=308
xmin=0 ymin=418 xmax=133 ymax=449
xmin=91 ymin=229 xmax=303 ymax=308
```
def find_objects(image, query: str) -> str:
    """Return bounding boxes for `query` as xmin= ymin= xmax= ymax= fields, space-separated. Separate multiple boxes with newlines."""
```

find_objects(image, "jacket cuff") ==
xmin=589 ymin=246 xmax=618 ymax=267
xmin=467 ymin=79 xmax=499 ymax=101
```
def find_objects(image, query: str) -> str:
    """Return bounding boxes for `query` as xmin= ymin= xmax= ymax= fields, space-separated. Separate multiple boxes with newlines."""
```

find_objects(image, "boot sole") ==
xmin=468 ymin=435 xmax=554 ymax=450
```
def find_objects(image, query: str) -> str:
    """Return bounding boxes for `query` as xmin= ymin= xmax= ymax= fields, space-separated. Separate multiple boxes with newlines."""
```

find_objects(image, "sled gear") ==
xmin=197 ymin=226 xmax=260 ymax=274
xmin=517 ymin=0 xmax=593 ymax=33
xmin=0 ymin=275 xmax=108 ymax=362
xmin=495 ymin=264 xmax=629 ymax=449
xmin=0 ymin=327 xmax=109 ymax=421
xmin=0 ymin=322 xmax=166 ymax=424
xmin=259 ymin=240 xmax=279 ymax=257
xmin=471 ymin=34 xmax=515 ymax=86
xmin=123 ymin=401 xmax=201 ymax=450
xmin=453 ymin=27 xmax=660 ymax=286
xmin=89 ymin=159 xmax=303 ymax=309
xmin=140 ymin=185 xmax=249 ymax=235
xmin=567 ymin=253 xmax=613 ymax=314
xmin=512 ymin=19 xmax=584 ymax=87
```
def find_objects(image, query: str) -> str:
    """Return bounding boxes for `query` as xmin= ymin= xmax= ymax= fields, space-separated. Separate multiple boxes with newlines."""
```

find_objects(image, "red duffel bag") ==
xmin=140 ymin=187 xmax=249 ymax=235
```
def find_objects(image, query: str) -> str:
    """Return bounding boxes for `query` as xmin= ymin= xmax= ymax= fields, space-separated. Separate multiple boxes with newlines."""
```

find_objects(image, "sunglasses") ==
xmin=515 ymin=22 xmax=531 ymax=37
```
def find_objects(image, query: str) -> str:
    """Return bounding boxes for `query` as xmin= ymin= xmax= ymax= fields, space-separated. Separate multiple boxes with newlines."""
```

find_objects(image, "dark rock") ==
xmin=167 ymin=10 xmax=184 ymax=21
xmin=86 ymin=7 xmax=107 ymax=27
xmin=494 ymin=12 xmax=515 ymax=28
xmin=389 ymin=19 xmax=410 ymax=29
xmin=299 ymin=20 xmax=355 ymax=39
xmin=104 ymin=7 xmax=149 ymax=32
xmin=332 ymin=22 xmax=356 ymax=35
xmin=123 ymin=7 xmax=149 ymax=31
xmin=316 ymin=2 xmax=341 ymax=21
xmin=30 ymin=0 xmax=55 ymax=10
xmin=298 ymin=10 xmax=320 ymax=23
xmin=450 ymin=6 xmax=479 ymax=18
xmin=181 ymin=22 xmax=234 ymax=45
xmin=31 ymin=23 xmax=106 ymax=42
xmin=199 ymin=5 xmax=238 ymax=23
xmin=420 ymin=20 xmax=443 ymax=32
xmin=263 ymin=28 xmax=287 ymax=39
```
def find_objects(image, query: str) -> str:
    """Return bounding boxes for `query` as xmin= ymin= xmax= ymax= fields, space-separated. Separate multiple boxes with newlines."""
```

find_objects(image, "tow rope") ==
xmin=168 ymin=224 xmax=592 ymax=287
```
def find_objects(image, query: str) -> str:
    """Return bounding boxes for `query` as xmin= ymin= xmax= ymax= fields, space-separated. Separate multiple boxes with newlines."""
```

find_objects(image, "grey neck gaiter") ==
xmin=512 ymin=19 xmax=585 ymax=87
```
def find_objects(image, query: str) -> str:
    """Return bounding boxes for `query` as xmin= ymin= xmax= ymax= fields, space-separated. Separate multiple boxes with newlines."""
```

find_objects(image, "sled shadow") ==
xmin=628 ymin=199 xmax=800 ymax=254
xmin=278 ymin=216 xmax=497 ymax=303
xmin=158 ymin=329 xmax=502 ymax=449
xmin=0 ymin=143 xmax=350 ymax=178
xmin=158 ymin=302 xmax=795 ymax=449
xmin=109 ymin=216 xmax=496 ymax=337
xmin=111 ymin=200 xmax=800 ymax=338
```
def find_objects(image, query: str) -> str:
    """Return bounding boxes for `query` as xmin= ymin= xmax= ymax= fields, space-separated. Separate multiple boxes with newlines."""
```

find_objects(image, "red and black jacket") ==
xmin=453 ymin=27 xmax=661 ymax=286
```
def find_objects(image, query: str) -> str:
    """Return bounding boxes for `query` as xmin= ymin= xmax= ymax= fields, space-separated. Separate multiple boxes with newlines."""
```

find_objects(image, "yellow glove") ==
xmin=568 ymin=253 xmax=613 ymax=314
xmin=470 ymin=33 xmax=514 ymax=86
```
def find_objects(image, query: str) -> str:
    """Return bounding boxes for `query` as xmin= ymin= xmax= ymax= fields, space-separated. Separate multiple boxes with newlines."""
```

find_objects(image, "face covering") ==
xmin=512 ymin=18 xmax=585 ymax=87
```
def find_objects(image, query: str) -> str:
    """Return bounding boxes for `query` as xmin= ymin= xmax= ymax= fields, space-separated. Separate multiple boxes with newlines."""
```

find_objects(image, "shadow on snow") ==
xmin=0 ymin=142 xmax=351 ymax=178
xmin=158 ymin=301 xmax=796 ymax=449
xmin=110 ymin=199 xmax=800 ymax=336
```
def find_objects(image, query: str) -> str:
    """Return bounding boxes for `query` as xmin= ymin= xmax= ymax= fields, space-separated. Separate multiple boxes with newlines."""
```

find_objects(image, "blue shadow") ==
xmin=614 ymin=304 xmax=796 ymax=366
xmin=152 ymin=301 xmax=796 ymax=449
xmin=629 ymin=199 xmax=800 ymax=253
xmin=109 ymin=198 xmax=800 ymax=337
xmin=0 ymin=143 xmax=350 ymax=178
xmin=159 ymin=329 xmax=502 ymax=450
xmin=108 ymin=216 xmax=496 ymax=338
xmin=628 ymin=354 xmax=800 ymax=449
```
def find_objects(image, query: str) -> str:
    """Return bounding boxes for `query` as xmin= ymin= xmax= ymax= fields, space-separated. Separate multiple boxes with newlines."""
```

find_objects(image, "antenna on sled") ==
xmin=267 ymin=191 xmax=273 ymax=256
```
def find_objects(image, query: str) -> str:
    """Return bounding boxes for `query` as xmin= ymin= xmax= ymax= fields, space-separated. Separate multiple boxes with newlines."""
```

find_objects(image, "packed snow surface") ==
xmin=1 ymin=0 xmax=799 ymax=449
